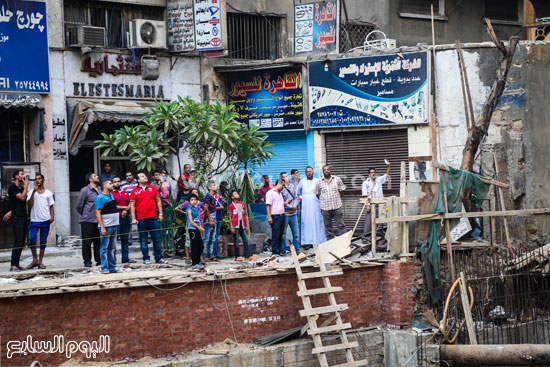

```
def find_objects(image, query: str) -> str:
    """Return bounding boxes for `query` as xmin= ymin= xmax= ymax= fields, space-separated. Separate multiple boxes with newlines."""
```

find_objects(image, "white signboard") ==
xmin=167 ymin=0 xmax=196 ymax=52
xmin=194 ymin=0 xmax=223 ymax=51
xmin=52 ymin=117 xmax=67 ymax=160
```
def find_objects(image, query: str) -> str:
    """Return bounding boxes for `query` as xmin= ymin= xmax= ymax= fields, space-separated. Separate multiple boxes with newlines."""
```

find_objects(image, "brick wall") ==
xmin=0 ymin=262 xmax=415 ymax=366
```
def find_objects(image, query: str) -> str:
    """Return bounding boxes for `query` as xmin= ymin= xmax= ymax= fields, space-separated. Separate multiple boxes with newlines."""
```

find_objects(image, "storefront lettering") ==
xmin=72 ymin=83 xmax=165 ymax=99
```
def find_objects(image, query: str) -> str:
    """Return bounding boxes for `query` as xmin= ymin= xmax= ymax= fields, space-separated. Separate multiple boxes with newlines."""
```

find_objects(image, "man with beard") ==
xmin=3 ymin=170 xmax=29 ymax=272
xmin=362 ymin=160 xmax=391 ymax=235
xmin=297 ymin=166 xmax=325 ymax=246
xmin=315 ymin=165 xmax=347 ymax=240
xmin=26 ymin=173 xmax=55 ymax=269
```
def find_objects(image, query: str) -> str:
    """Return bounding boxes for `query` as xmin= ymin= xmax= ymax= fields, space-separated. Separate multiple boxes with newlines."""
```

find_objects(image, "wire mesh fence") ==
xmin=437 ymin=245 xmax=550 ymax=345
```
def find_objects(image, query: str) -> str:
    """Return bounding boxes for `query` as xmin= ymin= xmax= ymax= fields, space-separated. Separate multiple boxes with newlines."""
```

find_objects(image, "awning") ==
xmin=0 ymin=93 xmax=44 ymax=109
xmin=68 ymin=99 xmax=156 ymax=156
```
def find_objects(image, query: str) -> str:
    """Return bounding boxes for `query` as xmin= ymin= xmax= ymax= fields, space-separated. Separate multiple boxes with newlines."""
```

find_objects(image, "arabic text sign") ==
xmin=0 ymin=0 xmax=49 ymax=93
xmin=309 ymin=51 xmax=429 ymax=128
xmin=167 ymin=0 xmax=195 ymax=52
xmin=227 ymin=67 xmax=304 ymax=131
xmin=294 ymin=1 xmax=338 ymax=54
xmin=194 ymin=0 xmax=222 ymax=51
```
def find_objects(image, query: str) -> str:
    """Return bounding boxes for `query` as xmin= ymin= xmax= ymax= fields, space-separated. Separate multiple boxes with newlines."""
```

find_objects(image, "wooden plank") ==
xmin=297 ymin=286 xmax=343 ymax=297
xmin=332 ymin=361 xmax=369 ymax=367
xmin=431 ymin=161 xmax=510 ymax=188
xmin=299 ymin=304 xmax=349 ymax=317
xmin=312 ymin=341 xmax=359 ymax=354
xmin=360 ymin=197 xmax=417 ymax=204
xmin=459 ymin=272 xmax=478 ymax=345
xmin=316 ymin=231 xmax=353 ymax=264
xmin=493 ymin=151 xmax=512 ymax=251
xmin=408 ymin=155 xmax=432 ymax=162
xmin=371 ymin=203 xmax=377 ymax=255
xmin=375 ymin=208 xmax=550 ymax=224
xmin=443 ymin=194 xmax=456 ymax=282
xmin=308 ymin=323 xmax=352 ymax=335
xmin=298 ymin=269 xmax=344 ymax=280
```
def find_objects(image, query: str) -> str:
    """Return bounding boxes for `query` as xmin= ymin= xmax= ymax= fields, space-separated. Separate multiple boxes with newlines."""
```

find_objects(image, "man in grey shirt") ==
xmin=280 ymin=172 xmax=301 ymax=255
xmin=76 ymin=173 xmax=101 ymax=267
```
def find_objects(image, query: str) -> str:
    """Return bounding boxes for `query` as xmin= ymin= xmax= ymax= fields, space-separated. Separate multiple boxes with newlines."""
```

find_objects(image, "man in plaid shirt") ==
xmin=315 ymin=165 xmax=347 ymax=240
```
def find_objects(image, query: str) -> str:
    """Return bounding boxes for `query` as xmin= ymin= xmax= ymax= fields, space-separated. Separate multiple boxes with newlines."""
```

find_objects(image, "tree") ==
xmin=95 ymin=98 xmax=273 ymax=192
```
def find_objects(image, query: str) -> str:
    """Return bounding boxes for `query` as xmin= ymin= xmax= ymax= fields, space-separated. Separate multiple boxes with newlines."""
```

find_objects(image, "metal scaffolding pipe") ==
xmin=440 ymin=344 xmax=550 ymax=366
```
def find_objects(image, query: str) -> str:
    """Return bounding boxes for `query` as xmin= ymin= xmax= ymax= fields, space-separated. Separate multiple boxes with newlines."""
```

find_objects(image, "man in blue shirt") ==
xmin=204 ymin=181 xmax=224 ymax=260
xmin=95 ymin=180 xmax=120 ymax=274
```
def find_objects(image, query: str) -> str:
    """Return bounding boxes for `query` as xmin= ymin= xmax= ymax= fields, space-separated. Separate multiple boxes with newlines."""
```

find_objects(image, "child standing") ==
xmin=228 ymin=191 xmax=253 ymax=261
xmin=175 ymin=189 xmax=211 ymax=264
xmin=186 ymin=194 xmax=205 ymax=270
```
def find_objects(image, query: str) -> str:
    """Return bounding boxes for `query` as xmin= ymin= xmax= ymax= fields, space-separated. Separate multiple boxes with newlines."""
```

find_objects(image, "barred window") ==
xmin=63 ymin=0 xmax=164 ymax=48
xmin=339 ymin=22 xmax=376 ymax=53
xmin=227 ymin=12 xmax=281 ymax=60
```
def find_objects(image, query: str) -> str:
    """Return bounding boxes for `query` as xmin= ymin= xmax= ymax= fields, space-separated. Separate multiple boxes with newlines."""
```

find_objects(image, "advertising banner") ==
xmin=227 ymin=67 xmax=304 ymax=131
xmin=0 ymin=0 xmax=50 ymax=93
xmin=294 ymin=1 xmax=339 ymax=54
xmin=167 ymin=0 xmax=196 ymax=52
xmin=194 ymin=0 xmax=223 ymax=51
xmin=309 ymin=51 xmax=429 ymax=128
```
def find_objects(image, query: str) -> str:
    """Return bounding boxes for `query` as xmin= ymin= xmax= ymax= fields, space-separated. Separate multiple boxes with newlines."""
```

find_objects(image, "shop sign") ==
xmin=194 ymin=0 xmax=223 ymax=51
xmin=227 ymin=66 xmax=304 ymax=131
xmin=294 ymin=1 xmax=339 ymax=54
xmin=0 ymin=0 xmax=50 ymax=93
xmin=167 ymin=0 xmax=196 ymax=52
xmin=308 ymin=51 xmax=429 ymax=128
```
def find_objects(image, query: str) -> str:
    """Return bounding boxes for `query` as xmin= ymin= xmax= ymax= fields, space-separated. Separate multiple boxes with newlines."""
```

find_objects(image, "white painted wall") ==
xmin=435 ymin=49 xmax=491 ymax=169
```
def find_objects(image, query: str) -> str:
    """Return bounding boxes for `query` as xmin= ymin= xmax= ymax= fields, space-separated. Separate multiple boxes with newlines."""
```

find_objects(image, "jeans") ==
xmin=188 ymin=228 xmax=204 ymax=266
xmin=100 ymin=226 xmax=118 ymax=272
xmin=81 ymin=222 xmax=101 ymax=266
xmin=204 ymin=220 xmax=221 ymax=257
xmin=137 ymin=217 xmax=162 ymax=262
xmin=11 ymin=217 xmax=27 ymax=267
xmin=321 ymin=207 xmax=347 ymax=240
xmin=282 ymin=214 xmax=300 ymax=254
xmin=270 ymin=214 xmax=285 ymax=255
xmin=29 ymin=221 xmax=50 ymax=250
xmin=118 ymin=216 xmax=132 ymax=263
xmin=233 ymin=226 xmax=250 ymax=258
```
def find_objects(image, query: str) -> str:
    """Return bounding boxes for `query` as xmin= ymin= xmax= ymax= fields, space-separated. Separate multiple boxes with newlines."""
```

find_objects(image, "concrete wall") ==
xmin=0 ymin=262 xmax=415 ymax=365
xmin=435 ymin=42 xmax=550 ymax=246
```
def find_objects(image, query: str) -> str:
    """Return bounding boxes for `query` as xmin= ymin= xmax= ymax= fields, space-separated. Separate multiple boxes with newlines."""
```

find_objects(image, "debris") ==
xmin=254 ymin=326 xmax=303 ymax=346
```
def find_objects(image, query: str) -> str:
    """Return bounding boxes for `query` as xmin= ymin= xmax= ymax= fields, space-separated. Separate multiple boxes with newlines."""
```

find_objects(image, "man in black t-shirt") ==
xmin=3 ymin=170 xmax=30 ymax=272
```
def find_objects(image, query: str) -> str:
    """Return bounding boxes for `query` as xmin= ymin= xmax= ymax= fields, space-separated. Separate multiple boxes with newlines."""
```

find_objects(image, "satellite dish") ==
xmin=140 ymin=22 xmax=156 ymax=44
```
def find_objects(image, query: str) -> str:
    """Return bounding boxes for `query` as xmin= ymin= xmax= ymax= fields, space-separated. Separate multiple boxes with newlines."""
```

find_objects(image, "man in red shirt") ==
xmin=130 ymin=173 xmax=168 ymax=264
xmin=112 ymin=176 xmax=136 ymax=263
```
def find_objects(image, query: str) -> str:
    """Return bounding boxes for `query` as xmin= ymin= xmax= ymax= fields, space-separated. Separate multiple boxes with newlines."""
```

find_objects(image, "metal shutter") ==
xmin=253 ymin=131 xmax=309 ymax=183
xmin=324 ymin=129 xmax=409 ymax=233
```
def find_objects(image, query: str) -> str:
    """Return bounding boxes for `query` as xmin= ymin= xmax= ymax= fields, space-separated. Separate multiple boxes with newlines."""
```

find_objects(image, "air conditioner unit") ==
xmin=67 ymin=25 xmax=106 ymax=47
xmin=129 ymin=19 xmax=167 ymax=48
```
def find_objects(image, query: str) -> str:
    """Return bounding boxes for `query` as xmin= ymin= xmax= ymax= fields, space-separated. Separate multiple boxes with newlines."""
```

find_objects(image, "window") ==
xmin=485 ymin=0 xmax=519 ymax=22
xmin=339 ymin=22 xmax=376 ymax=53
xmin=400 ymin=0 xmax=445 ymax=17
xmin=227 ymin=12 xmax=281 ymax=60
xmin=63 ymin=0 xmax=164 ymax=48
xmin=0 ymin=109 xmax=29 ymax=162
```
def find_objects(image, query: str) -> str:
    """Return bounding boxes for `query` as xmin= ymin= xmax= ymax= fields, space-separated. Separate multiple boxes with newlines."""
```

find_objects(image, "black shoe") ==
xmin=84 ymin=263 xmax=92 ymax=268
xmin=95 ymin=262 xmax=101 ymax=266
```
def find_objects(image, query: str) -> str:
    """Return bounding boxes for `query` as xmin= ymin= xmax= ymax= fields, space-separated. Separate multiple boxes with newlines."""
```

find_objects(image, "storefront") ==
xmin=308 ymin=51 xmax=433 ymax=229
xmin=0 ymin=0 xmax=53 ymax=248
xmin=222 ymin=63 xmax=313 ymax=182
xmin=57 ymin=51 xmax=173 ymax=235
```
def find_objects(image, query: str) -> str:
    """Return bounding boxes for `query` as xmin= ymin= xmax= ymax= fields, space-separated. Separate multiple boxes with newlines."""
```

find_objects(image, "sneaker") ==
xmin=235 ymin=257 xmax=243 ymax=261
xmin=84 ymin=263 xmax=92 ymax=268
xmin=144 ymin=259 xmax=151 ymax=264
xmin=156 ymin=259 xmax=168 ymax=265
xmin=101 ymin=269 xmax=110 ymax=274
xmin=185 ymin=258 xmax=192 ymax=265
xmin=192 ymin=264 xmax=204 ymax=271
xmin=9 ymin=267 xmax=21 ymax=272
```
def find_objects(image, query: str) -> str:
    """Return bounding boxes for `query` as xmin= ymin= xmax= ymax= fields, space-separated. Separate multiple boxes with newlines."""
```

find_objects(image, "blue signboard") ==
xmin=0 ymin=0 xmax=50 ymax=93
xmin=294 ymin=1 xmax=339 ymax=54
xmin=227 ymin=67 xmax=304 ymax=131
xmin=309 ymin=51 xmax=429 ymax=128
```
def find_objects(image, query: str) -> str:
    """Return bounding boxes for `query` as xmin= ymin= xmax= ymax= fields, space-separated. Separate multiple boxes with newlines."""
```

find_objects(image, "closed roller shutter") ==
xmin=253 ymin=131 xmax=309 ymax=183
xmin=325 ymin=129 xmax=409 ymax=232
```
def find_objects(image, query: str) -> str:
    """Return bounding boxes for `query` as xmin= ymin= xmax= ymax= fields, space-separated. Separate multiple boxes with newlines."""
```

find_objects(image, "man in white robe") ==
xmin=297 ymin=166 xmax=325 ymax=245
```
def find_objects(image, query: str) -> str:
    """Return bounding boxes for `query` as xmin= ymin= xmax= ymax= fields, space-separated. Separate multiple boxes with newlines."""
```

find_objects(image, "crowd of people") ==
xmin=3 ymin=159 xmax=391 ymax=273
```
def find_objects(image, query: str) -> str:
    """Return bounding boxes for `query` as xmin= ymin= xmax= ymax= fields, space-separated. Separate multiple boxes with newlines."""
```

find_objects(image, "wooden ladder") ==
xmin=290 ymin=245 xmax=369 ymax=367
